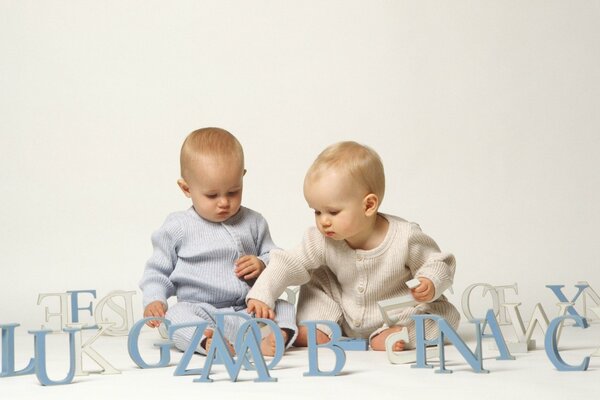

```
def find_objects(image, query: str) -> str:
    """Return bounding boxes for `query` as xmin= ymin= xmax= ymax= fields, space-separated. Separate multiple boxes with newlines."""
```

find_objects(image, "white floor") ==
xmin=3 ymin=323 xmax=599 ymax=400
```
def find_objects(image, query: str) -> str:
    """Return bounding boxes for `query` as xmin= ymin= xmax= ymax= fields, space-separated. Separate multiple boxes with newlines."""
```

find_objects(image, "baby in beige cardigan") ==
xmin=247 ymin=141 xmax=459 ymax=351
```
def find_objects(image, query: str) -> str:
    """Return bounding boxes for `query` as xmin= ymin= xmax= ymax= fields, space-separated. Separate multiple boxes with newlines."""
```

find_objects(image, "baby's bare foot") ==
xmin=260 ymin=329 xmax=289 ymax=357
xmin=203 ymin=329 xmax=235 ymax=355
xmin=370 ymin=326 xmax=406 ymax=351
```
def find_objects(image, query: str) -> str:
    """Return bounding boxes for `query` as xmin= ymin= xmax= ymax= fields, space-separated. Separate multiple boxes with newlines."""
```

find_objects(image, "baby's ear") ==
xmin=177 ymin=178 xmax=192 ymax=198
xmin=363 ymin=193 xmax=379 ymax=216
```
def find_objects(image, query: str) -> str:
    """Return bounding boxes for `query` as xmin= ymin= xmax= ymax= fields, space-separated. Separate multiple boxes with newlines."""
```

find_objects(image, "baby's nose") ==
xmin=218 ymin=197 xmax=230 ymax=208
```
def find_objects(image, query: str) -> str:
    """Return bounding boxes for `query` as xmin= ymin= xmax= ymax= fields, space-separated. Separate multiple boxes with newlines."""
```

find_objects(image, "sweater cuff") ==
xmin=142 ymin=285 xmax=170 ymax=308
xmin=258 ymin=253 xmax=270 ymax=267
xmin=246 ymin=287 xmax=276 ymax=309
xmin=415 ymin=268 xmax=447 ymax=301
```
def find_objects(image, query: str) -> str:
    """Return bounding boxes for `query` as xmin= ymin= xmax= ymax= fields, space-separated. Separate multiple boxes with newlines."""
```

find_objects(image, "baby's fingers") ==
xmin=412 ymin=284 xmax=433 ymax=302
xmin=243 ymin=269 xmax=260 ymax=280
xmin=236 ymin=264 xmax=256 ymax=278
xmin=257 ymin=306 xmax=275 ymax=320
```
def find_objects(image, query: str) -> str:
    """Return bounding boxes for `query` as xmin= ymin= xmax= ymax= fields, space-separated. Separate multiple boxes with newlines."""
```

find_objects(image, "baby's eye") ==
xmin=314 ymin=210 xmax=321 ymax=216
xmin=329 ymin=211 xmax=339 ymax=216
xmin=227 ymin=191 xmax=239 ymax=197
xmin=205 ymin=194 xmax=217 ymax=199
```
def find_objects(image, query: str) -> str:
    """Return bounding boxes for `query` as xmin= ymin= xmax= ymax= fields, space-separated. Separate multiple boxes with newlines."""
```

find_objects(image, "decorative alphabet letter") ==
xmin=546 ymin=284 xmax=589 ymax=319
xmin=544 ymin=315 xmax=590 ymax=371
xmin=479 ymin=309 xmax=514 ymax=360
xmin=412 ymin=315 xmax=489 ymax=374
xmin=127 ymin=317 xmax=172 ymax=369
xmin=28 ymin=327 xmax=79 ymax=386
xmin=68 ymin=322 xmax=120 ymax=376
xmin=195 ymin=320 xmax=274 ymax=383
xmin=577 ymin=281 xmax=600 ymax=322
xmin=461 ymin=283 xmax=499 ymax=321
xmin=67 ymin=289 xmax=97 ymax=329
xmin=487 ymin=284 xmax=518 ymax=325
xmin=169 ymin=321 xmax=209 ymax=376
xmin=37 ymin=292 xmax=70 ymax=332
xmin=0 ymin=323 xmax=35 ymax=377
xmin=300 ymin=320 xmax=346 ymax=377
xmin=94 ymin=290 xmax=136 ymax=336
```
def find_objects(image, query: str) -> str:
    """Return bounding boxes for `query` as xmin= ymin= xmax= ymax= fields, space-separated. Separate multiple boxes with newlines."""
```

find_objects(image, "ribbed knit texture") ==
xmin=140 ymin=206 xmax=298 ymax=352
xmin=140 ymin=206 xmax=276 ymax=308
xmin=247 ymin=214 xmax=460 ymax=347
xmin=166 ymin=300 xmax=297 ymax=354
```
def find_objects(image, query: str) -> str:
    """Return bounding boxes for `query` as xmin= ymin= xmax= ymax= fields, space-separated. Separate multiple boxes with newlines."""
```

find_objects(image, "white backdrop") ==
xmin=1 ymin=0 xmax=599 ymax=329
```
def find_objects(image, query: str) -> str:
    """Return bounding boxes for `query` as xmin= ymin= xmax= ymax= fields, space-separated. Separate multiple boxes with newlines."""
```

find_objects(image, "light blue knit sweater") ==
xmin=140 ymin=206 xmax=277 ymax=309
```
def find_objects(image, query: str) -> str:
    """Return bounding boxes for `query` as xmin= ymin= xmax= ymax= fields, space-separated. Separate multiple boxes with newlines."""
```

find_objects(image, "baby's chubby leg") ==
xmin=372 ymin=300 xmax=461 ymax=351
xmin=294 ymin=324 xmax=405 ymax=351
xmin=293 ymin=271 xmax=343 ymax=347
xmin=206 ymin=326 xmax=289 ymax=357
xmin=165 ymin=302 xmax=215 ymax=354
xmin=246 ymin=299 xmax=298 ymax=356
xmin=293 ymin=325 xmax=330 ymax=347
xmin=260 ymin=328 xmax=294 ymax=356
xmin=203 ymin=329 xmax=235 ymax=355
xmin=261 ymin=299 xmax=298 ymax=356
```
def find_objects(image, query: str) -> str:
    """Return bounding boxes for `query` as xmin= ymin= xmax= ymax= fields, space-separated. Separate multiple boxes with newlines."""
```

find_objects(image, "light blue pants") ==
xmin=165 ymin=299 xmax=297 ymax=354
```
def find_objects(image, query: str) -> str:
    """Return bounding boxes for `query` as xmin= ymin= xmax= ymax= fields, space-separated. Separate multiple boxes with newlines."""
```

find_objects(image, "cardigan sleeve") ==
xmin=247 ymin=228 xmax=326 ymax=308
xmin=254 ymin=213 xmax=278 ymax=266
xmin=139 ymin=215 xmax=182 ymax=308
xmin=406 ymin=223 xmax=455 ymax=300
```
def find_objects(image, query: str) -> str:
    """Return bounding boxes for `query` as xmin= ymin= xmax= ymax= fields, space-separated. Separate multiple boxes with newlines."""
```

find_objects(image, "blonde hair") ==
xmin=180 ymin=127 xmax=244 ymax=180
xmin=306 ymin=141 xmax=385 ymax=202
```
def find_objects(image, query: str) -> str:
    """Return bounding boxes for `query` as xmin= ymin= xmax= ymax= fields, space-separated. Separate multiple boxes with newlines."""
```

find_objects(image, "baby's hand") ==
xmin=143 ymin=301 xmax=167 ymax=328
xmin=411 ymin=277 xmax=435 ymax=302
xmin=247 ymin=298 xmax=275 ymax=320
xmin=235 ymin=255 xmax=265 ymax=280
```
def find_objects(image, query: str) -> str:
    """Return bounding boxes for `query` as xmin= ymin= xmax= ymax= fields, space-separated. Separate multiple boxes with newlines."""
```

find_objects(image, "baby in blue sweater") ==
xmin=140 ymin=127 xmax=297 ymax=356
